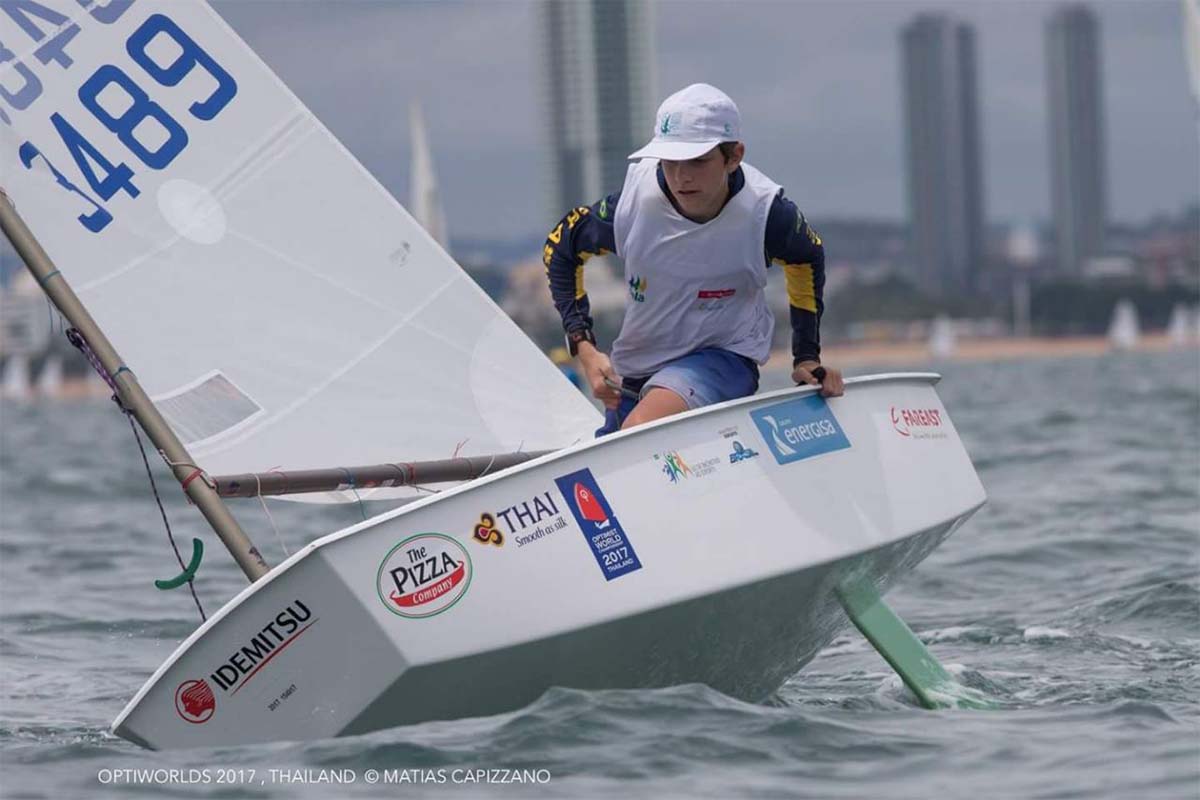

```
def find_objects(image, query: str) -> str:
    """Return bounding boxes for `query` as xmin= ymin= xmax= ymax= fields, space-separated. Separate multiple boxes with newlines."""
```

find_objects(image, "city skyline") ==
xmin=205 ymin=0 xmax=1195 ymax=246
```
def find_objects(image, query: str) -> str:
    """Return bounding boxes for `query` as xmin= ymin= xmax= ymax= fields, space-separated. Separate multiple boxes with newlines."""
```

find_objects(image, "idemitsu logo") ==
xmin=208 ymin=600 xmax=317 ymax=696
xmin=174 ymin=679 xmax=215 ymax=724
xmin=890 ymin=406 xmax=947 ymax=439
xmin=377 ymin=534 xmax=472 ymax=618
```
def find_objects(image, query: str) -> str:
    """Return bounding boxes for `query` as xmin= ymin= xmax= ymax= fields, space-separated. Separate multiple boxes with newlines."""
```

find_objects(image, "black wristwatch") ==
xmin=565 ymin=328 xmax=596 ymax=357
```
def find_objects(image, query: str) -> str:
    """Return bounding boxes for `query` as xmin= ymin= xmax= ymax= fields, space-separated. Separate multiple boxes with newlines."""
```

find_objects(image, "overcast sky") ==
xmin=216 ymin=1 xmax=1196 ymax=242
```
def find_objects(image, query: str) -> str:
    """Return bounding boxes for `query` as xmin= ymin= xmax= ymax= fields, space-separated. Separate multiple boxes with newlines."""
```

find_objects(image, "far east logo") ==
xmin=890 ymin=406 xmax=947 ymax=439
xmin=175 ymin=678 xmax=215 ymax=724
xmin=377 ymin=534 xmax=472 ymax=618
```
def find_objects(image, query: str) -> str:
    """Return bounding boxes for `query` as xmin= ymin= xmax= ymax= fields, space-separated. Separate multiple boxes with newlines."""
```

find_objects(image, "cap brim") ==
xmin=627 ymin=139 xmax=722 ymax=161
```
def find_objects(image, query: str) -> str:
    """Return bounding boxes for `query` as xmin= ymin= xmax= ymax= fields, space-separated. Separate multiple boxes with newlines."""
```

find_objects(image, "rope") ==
xmin=339 ymin=467 xmax=367 ymax=520
xmin=123 ymin=403 xmax=206 ymax=622
xmin=254 ymin=473 xmax=289 ymax=558
xmin=66 ymin=327 xmax=205 ymax=622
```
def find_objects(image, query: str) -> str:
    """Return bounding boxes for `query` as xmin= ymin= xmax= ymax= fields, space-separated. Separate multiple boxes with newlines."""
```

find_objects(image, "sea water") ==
xmin=1 ymin=351 xmax=1197 ymax=798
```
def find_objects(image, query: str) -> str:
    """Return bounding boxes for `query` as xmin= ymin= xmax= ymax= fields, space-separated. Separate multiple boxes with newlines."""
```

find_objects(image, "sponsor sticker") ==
xmin=377 ymin=534 xmax=472 ymax=618
xmin=207 ymin=600 xmax=317 ymax=697
xmin=728 ymin=440 xmax=760 ymax=464
xmin=654 ymin=450 xmax=719 ymax=482
xmin=750 ymin=395 xmax=851 ymax=465
xmin=473 ymin=492 xmax=569 ymax=549
xmin=554 ymin=469 xmax=642 ymax=581
xmin=890 ymin=406 xmax=948 ymax=439
xmin=175 ymin=679 xmax=215 ymax=724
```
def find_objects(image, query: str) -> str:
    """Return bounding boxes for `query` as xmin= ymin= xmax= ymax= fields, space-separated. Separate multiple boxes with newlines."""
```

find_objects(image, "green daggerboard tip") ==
xmin=155 ymin=538 xmax=204 ymax=591
xmin=836 ymin=582 xmax=995 ymax=710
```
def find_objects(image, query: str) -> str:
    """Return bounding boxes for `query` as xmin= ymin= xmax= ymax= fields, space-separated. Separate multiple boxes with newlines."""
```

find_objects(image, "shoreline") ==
xmin=765 ymin=333 xmax=1197 ymax=371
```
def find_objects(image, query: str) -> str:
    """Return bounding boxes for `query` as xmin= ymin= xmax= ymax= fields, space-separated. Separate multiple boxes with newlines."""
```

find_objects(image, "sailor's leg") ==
xmin=621 ymin=387 xmax=689 ymax=429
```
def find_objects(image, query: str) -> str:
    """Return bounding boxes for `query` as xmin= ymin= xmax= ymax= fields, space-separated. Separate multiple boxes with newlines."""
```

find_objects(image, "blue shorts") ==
xmin=595 ymin=348 xmax=759 ymax=437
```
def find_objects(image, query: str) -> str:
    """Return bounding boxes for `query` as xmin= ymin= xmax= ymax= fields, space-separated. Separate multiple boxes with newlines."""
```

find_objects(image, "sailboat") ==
xmin=0 ymin=1 xmax=986 ymax=749
xmin=927 ymin=315 xmax=957 ymax=359
xmin=1107 ymin=299 xmax=1140 ymax=352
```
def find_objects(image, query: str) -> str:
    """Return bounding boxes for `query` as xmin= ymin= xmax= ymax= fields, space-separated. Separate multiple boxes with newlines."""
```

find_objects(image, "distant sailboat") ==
xmin=1107 ymin=300 xmax=1140 ymax=351
xmin=1166 ymin=304 xmax=1191 ymax=347
xmin=928 ymin=315 xmax=957 ymax=359
xmin=409 ymin=101 xmax=448 ymax=248
xmin=1 ymin=354 xmax=31 ymax=400
xmin=35 ymin=354 xmax=63 ymax=396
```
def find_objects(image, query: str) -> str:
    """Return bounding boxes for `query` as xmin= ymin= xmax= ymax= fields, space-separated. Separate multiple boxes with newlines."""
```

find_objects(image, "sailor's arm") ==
xmin=544 ymin=194 xmax=622 ymax=408
xmin=765 ymin=195 xmax=844 ymax=397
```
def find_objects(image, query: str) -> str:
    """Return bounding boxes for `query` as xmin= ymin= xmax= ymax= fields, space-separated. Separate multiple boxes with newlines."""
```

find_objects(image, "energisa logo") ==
xmin=475 ymin=492 xmax=568 ymax=548
xmin=175 ymin=678 xmax=215 ymax=724
xmin=203 ymin=600 xmax=317 ymax=701
xmin=377 ymin=534 xmax=472 ymax=618
xmin=749 ymin=395 xmax=851 ymax=465
xmin=890 ymin=406 xmax=947 ymax=439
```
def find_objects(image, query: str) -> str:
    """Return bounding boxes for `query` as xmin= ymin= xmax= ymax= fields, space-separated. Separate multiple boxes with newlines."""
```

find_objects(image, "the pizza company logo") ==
xmin=175 ymin=678 xmax=215 ymax=724
xmin=890 ymin=406 xmax=947 ymax=439
xmin=475 ymin=492 xmax=568 ymax=549
xmin=378 ymin=534 xmax=472 ymax=618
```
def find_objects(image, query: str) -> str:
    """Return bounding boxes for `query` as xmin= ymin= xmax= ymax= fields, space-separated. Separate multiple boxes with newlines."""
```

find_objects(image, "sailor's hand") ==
xmin=793 ymin=361 xmax=844 ymax=397
xmin=578 ymin=345 xmax=622 ymax=409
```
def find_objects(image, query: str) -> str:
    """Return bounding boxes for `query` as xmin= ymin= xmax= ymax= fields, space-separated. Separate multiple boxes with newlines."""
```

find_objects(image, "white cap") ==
xmin=628 ymin=83 xmax=742 ymax=161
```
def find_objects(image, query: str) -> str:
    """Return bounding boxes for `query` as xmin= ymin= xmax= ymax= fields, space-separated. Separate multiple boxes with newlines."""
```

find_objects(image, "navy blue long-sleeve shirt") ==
xmin=544 ymin=165 xmax=825 ymax=365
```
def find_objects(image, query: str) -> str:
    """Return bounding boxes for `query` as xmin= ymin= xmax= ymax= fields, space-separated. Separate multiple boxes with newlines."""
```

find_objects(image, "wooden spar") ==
xmin=0 ymin=189 xmax=270 ymax=583
xmin=212 ymin=450 xmax=554 ymax=498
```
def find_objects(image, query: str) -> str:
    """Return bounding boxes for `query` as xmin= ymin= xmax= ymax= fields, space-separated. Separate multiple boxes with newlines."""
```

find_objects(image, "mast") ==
xmin=0 ymin=189 xmax=269 ymax=583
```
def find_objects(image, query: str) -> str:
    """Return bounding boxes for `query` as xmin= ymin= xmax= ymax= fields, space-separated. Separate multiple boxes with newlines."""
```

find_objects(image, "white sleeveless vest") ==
xmin=611 ymin=159 xmax=780 ymax=378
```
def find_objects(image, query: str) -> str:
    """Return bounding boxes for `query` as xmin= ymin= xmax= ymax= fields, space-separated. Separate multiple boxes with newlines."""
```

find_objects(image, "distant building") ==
xmin=900 ymin=13 xmax=986 ymax=297
xmin=1046 ymin=4 xmax=1109 ymax=275
xmin=540 ymin=0 xmax=656 ymax=215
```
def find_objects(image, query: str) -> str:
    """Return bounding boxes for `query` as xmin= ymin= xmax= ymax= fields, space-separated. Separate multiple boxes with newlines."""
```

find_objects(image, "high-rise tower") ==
xmin=541 ymin=1 xmax=656 ymax=215
xmin=901 ymin=13 xmax=986 ymax=296
xmin=1046 ymin=4 xmax=1108 ymax=274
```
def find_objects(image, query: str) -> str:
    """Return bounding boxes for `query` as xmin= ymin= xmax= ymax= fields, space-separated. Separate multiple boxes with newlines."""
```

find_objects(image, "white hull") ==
xmin=113 ymin=374 xmax=985 ymax=749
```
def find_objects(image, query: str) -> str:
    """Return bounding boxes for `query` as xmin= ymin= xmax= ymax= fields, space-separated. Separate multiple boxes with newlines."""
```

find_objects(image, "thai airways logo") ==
xmin=175 ymin=679 xmax=215 ymax=724
xmin=473 ymin=513 xmax=503 ymax=546
xmin=890 ymin=406 xmax=947 ymax=439
xmin=628 ymin=275 xmax=647 ymax=302
xmin=728 ymin=440 xmax=759 ymax=464
xmin=554 ymin=469 xmax=642 ymax=581
xmin=474 ymin=492 xmax=568 ymax=548
xmin=377 ymin=534 xmax=472 ymax=618
xmin=750 ymin=395 xmax=851 ymax=465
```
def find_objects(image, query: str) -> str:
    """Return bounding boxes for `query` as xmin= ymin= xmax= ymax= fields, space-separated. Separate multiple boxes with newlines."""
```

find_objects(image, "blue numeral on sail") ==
xmin=127 ymin=14 xmax=237 ymax=121
xmin=79 ymin=65 xmax=189 ymax=170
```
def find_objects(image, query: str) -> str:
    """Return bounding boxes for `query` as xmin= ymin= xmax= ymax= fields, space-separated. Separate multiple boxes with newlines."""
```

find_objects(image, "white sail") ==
xmin=1 ymin=354 xmax=30 ymax=400
xmin=1107 ymin=299 xmax=1140 ymax=351
xmin=927 ymin=315 xmax=956 ymax=359
xmin=409 ymin=101 xmax=448 ymax=248
xmin=35 ymin=354 xmax=63 ymax=396
xmin=0 ymin=1 xmax=599 ymax=496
